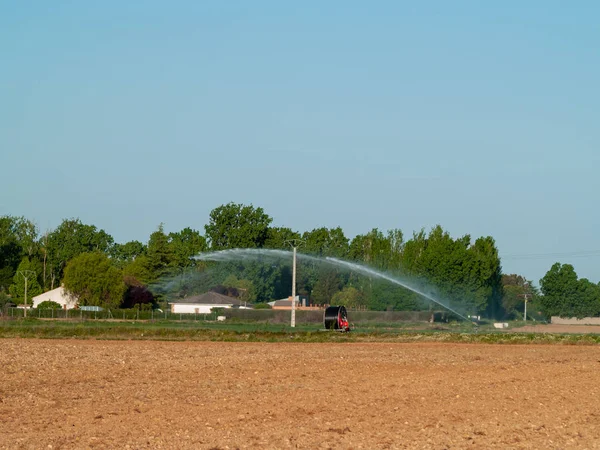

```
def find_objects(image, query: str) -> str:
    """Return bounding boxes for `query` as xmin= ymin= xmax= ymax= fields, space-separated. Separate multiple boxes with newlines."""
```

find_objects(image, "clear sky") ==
xmin=2 ymin=1 xmax=599 ymax=284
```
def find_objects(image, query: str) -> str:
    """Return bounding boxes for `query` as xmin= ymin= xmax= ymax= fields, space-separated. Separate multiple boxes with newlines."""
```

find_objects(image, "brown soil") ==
xmin=1 ymin=339 xmax=600 ymax=449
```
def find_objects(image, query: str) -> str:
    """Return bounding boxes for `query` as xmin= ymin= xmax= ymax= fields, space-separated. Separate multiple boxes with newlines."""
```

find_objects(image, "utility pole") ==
xmin=524 ymin=294 xmax=528 ymax=322
xmin=292 ymin=245 xmax=297 ymax=327
xmin=285 ymin=239 xmax=305 ymax=328
xmin=18 ymin=270 xmax=36 ymax=318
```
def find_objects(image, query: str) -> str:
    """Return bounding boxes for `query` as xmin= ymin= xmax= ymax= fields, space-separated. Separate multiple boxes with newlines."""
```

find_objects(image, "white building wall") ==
xmin=32 ymin=287 xmax=77 ymax=309
xmin=170 ymin=303 xmax=232 ymax=314
xmin=551 ymin=316 xmax=600 ymax=325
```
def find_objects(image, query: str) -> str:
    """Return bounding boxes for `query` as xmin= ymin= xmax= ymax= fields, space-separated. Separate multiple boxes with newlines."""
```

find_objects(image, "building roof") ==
xmin=170 ymin=291 xmax=245 ymax=306
xmin=32 ymin=286 xmax=78 ymax=308
xmin=269 ymin=299 xmax=297 ymax=307
xmin=268 ymin=297 xmax=300 ymax=307
xmin=32 ymin=286 xmax=67 ymax=300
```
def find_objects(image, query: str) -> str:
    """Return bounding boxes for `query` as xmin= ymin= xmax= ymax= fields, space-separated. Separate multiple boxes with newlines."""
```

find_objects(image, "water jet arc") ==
xmin=194 ymin=249 xmax=469 ymax=321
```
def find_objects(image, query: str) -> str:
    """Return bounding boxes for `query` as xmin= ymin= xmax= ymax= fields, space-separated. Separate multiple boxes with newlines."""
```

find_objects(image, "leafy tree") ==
xmin=349 ymin=228 xmax=402 ymax=269
xmin=63 ymin=252 xmax=126 ymax=308
xmin=123 ymin=255 xmax=153 ymax=285
xmin=501 ymin=274 xmax=536 ymax=319
xmin=110 ymin=241 xmax=146 ymax=267
xmin=222 ymin=274 xmax=256 ymax=303
xmin=13 ymin=217 xmax=39 ymax=257
xmin=0 ymin=289 xmax=14 ymax=309
xmin=302 ymin=227 xmax=349 ymax=257
xmin=238 ymin=261 xmax=282 ymax=302
xmin=169 ymin=227 xmax=207 ymax=269
xmin=0 ymin=235 xmax=21 ymax=292
xmin=46 ymin=218 xmax=114 ymax=286
xmin=264 ymin=227 xmax=301 ymax=250
xmin=540 ymin=263 xmax=600 ymax=318
xmin=205 ymin=203 xmax=272 ymax=249
xmin=122 ymin=276 xmax=155 ymax=309
xmin=9 ymin=258 xmax=42 ymax=303
xmin=311 ymin=268 xmax=343 ymax=305
xmin=369 ymin=280 xmax=424 ymax=311
xmin=397 ymin=226 xmax=503 ymax=316
xmin=331 ymin=286 xmax=365 ymax=309
xmin=0 ymin=216 xmax=39 ymax=290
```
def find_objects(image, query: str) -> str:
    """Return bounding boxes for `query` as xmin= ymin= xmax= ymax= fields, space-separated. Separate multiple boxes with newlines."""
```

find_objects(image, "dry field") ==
xmin=1 ymin=339 xmax=600 ymax=449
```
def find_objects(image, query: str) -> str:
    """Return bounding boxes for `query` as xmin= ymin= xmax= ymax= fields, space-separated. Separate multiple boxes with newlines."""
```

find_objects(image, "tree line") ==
xmin=1 ymin=203 xmax=598 ymax=319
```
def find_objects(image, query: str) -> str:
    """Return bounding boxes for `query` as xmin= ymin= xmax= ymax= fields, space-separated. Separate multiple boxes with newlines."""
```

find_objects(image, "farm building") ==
xmin=32 ymin=286 xmax=77 ymax=310
xmin=169 ymin=292 xmax=252 ymax=314
xmin=268 ymin=296 xmax=321 ymax=311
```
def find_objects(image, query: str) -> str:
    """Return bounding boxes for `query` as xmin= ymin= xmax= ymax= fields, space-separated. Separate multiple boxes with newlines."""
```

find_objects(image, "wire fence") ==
xmin=0 ymin=307 xmax=436 ymax=324
xmin=1 ymin=307 xmax=217 ymax=322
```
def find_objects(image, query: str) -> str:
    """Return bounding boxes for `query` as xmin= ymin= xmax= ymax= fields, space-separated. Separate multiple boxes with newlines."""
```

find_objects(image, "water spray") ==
xmin=194 ymin=249 xmax=471 ymax=321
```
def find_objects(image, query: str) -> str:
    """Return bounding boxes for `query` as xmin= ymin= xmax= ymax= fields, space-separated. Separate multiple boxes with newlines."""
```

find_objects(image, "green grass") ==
xmin=1 ymin=317 xmax=600 ymax=344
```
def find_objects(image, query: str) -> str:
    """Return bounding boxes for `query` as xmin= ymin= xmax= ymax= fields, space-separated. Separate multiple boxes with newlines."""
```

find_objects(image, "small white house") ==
xmin=170 ymin=291 xmax=251 ymax=314
xmin=32 ymin=286 xmax=78 ymax=310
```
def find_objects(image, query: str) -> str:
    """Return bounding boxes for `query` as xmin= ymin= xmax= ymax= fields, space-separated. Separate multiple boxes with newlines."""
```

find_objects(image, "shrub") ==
xmin=253 ymin=303 xmax=272 ymax=310
xmin=36 ymin=300 xmax=62 ymax=309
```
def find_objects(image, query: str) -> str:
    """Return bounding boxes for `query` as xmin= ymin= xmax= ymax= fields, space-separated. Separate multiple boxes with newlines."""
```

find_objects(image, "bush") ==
xmin=253 ymin=303 xmax=272 ymax=309
xmin=0 ymin=290 xmax=12 ymax=309
xmin=36 ymin=300 xmax=62 ymax=309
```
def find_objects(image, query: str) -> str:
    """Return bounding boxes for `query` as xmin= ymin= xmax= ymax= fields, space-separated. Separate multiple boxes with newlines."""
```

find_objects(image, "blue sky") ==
xmin=1 ymin=1 xmax=599 ymax=284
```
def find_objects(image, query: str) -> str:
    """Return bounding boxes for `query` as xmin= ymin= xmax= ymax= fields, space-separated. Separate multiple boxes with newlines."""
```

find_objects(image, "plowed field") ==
xmin=1 ymin=339 xmax=600 ymax=449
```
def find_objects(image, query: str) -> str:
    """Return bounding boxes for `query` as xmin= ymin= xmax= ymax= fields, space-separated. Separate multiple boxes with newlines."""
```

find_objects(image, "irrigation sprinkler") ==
xmin=324 ymin=306 xmax=350 ymax=332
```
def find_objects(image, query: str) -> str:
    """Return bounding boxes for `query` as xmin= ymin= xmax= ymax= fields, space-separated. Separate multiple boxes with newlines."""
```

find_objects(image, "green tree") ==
xmin=0 ymin=217 xmax=22 ymax=290
xmin=238 ymin=261 xmax=282 ymax=302
xmin=311 ymin=268 xmax=343 ymax=305
xmin=168 ymin=227 xmax=207 ymax=269
xmin=348 ymin=228 xmax=402 ymax=269
xmin=146 ymin=224 xmax=175 ymax=280
xmin=264 ymin=227 xmax=301 ymax=249
xmin=501 ymin=274 xmax=536 ymax=319
xmin=122 ymin=255 xmax=153 ymax=285
xmin=397 ymin=226 xmax=503 ymax=316
xmin=63 ymin=252 xmax=126 ymax=308
xmin=222 ymin=274 xmax=257 ymax=303
xmin=0 ymin=290 xmax=14 ymax=309
xmin=0 ymin=216 xmax=40 ymax=290
xmin=110 ymin=240 xmax=146 ymax=267
xmin=46 ymin=218 xmax=114 ymax=286
xmin=9 ymin=258 xmax=42 ymax=303
xmin=539 ymin=263 xmax=600 ymax=318
xmin=205 ymin=203 xmax=272 ymax=249
xmin=331 ymin=286 xmax=365 ymax=309
xmin=302 ymin=227 xmax=349 ymax=257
